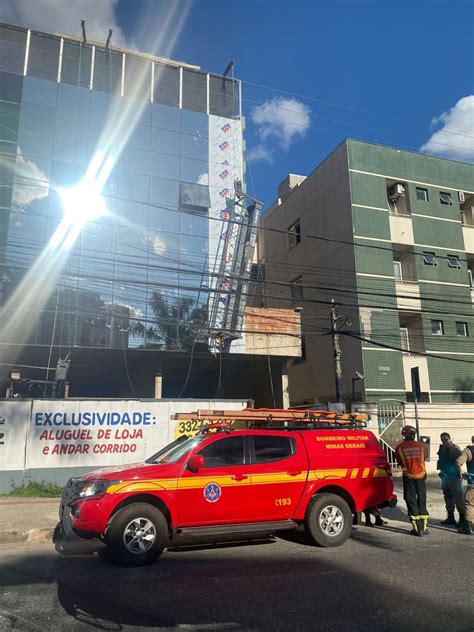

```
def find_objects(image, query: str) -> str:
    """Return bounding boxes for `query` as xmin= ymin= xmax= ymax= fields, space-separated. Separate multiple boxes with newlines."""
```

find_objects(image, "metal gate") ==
xmin=377 ymin=399 xmax=405 ymax=467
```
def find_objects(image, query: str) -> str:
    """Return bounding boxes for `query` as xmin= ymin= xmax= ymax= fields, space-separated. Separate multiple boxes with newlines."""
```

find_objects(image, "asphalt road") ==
xmin=0 ymin=514 xmax=473 ymax=632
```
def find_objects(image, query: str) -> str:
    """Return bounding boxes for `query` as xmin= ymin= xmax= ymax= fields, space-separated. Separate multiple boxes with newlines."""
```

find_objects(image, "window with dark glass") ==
xmin=60 ymin=41 xmax=92 ymax=88
xmin=93 ymin=48 xmax=122 ymax=94
xmin=456 ymin=322 xmax=469 ymax=337
xmin=439 ymin=191 xmax=453 ymax=205
xmin=209 ymin=75 xmax=239 ymax=118
xmin=447 ymin=255 xmax=461 ymax=269
xmin=0 ymin=70 xmax=23 ymax=104
xmin=198 ymin=436 xmax=245 ymax=467
xmin=179 ymin=182 xmax=210 ymax=210
xmin=0 ymin=101 xmax=20 ymax=142
xmin=182 ymin=69 xmax=207 ymax=113
xmin=416 ymin=187 xmax=429 ymax=202
xmin=288 ymin=220 xmax=301 ymax=248
xmin=153 ymin=62 xmax=179 ymax=107
xmin=124 ymin=54 xmax=151 ymax=101
xmin=28 ymin=33 xmax=60 ymax=81
xmin=0 ymin=25 xmax=27 ymax=75
xmin=252 ymin=436 xmax=294 ymax=464
xmin=423 ymin=252 xmax=437 ymax=266
xmin=290 ymin=275 xmax=303 ymax=301
xmin=431 ymin=320 xmax=444 ymax=336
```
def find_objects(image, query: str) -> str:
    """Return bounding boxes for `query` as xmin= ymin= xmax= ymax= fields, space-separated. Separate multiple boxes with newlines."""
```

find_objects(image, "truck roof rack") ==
xmin=173 ymin=408 xmax=368 ymax=430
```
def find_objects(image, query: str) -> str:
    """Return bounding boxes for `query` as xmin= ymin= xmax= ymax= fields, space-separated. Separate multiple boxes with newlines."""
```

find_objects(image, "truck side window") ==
xmin=198 ymin=436 xmax=245 ymax=467
xmin=252 ymin=436 xmax=294 ymax=464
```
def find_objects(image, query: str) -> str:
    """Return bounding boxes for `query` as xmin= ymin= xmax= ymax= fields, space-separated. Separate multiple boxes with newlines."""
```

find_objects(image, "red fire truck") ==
xmin=56 ymin=408 xmax=396 ymax=565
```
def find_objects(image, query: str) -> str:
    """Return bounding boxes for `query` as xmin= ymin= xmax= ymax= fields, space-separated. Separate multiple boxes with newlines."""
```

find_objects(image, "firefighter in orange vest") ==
xmin=395 ymin=425 xmax=428 ymax=537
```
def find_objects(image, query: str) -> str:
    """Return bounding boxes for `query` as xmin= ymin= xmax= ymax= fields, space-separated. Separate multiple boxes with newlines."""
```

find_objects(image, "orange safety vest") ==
xmin=395 ymin=440 xmax=427 ymax=479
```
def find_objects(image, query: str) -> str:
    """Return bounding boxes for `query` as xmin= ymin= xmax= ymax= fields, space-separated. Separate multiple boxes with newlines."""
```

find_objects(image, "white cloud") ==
xmin=248 ymin=97 xmax=311 ymax=163
xmin=12 ymin=149 xmax=49 ymax=208
xmin=246 ymin=145 xmax=273 ymax=164
xmin=0 ymin=0 xmax=130 ymax=48
xmin=420 ymin=96 xmax=474 ymax=162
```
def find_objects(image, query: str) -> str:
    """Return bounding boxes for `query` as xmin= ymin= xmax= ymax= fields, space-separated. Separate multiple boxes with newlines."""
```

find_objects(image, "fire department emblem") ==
xmin=204 ymin=482 xmax=221 ymax=503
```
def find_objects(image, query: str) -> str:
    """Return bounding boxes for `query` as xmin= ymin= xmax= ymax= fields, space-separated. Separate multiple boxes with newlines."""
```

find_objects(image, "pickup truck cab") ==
xmin=57 ymin=420 xmax=396 ymax=566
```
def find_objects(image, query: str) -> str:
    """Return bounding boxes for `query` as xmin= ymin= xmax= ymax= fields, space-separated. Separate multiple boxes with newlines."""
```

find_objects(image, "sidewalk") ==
xmin=0 ymin=475 xmax=461 ymax=545
xmin=0 ymin=497 xmax=59 ymax=544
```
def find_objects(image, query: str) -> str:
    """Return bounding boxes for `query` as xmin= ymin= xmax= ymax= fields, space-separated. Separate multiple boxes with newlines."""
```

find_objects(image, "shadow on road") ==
xmin=1 ymin=531 xmax=473 ymax=632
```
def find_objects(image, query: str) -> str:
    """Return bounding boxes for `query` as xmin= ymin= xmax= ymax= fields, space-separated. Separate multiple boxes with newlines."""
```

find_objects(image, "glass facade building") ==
xmin=0 ymin=22 xmax=244 ymax=352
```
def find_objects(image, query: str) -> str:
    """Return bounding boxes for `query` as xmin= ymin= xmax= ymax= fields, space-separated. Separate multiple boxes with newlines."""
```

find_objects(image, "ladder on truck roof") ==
xmin=172 ymin=407 xmax=369 ymax=430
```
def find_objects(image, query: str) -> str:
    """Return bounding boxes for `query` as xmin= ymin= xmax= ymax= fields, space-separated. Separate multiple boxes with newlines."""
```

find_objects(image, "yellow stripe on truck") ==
xmin=106 ymin=466 xmax=387 ymax=495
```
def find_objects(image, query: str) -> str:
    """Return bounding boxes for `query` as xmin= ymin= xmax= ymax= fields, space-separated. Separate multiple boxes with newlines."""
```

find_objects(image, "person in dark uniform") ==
xmin=437 ymin=432 xmax=463 ymax=526
xmin=395 ymin=425 xmax=428 ymax=536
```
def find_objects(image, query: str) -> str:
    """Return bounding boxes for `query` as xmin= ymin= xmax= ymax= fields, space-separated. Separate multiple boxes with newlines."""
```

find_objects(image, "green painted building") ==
xmin=260 ymin=140 xmax=474 ymax=404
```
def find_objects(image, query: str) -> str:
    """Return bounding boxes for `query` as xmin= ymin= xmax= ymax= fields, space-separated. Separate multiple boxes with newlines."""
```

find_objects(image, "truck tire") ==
xmin=305 ymin=493 xmax=353 ymax=547
xmin=105 ymin=502 xmax=168 ymax=566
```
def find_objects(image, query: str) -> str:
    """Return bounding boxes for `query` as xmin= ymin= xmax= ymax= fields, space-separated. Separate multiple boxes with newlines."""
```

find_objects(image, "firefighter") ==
xmin=395 ymin=425 xmax=428 ymax=537
xmin=437 ymin=432 xmax=463 ymax=526
xmin=455 ymin=436 xmax=474 ymax=536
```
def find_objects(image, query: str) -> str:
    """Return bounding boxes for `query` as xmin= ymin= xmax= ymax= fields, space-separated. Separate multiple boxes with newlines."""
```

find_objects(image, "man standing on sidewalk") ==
xmin=395 ymin=425 xmax=428 ymax=537
xmin=437 ymin=432 xmax=463 ymax=527
xmin=456 ymin=436 xmax=474 ymax=536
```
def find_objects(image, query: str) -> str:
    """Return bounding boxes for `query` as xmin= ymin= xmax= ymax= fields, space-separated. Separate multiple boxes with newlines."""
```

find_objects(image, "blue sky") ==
xmin=2 ymin=0 xmax=473 ymax=208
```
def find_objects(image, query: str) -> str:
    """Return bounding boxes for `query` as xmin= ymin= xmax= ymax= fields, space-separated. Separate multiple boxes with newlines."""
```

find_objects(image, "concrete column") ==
xmin=281 ymin=362 xmax=290 ymax=409
xmin=154 ymin=373 xmax=163 ymax=399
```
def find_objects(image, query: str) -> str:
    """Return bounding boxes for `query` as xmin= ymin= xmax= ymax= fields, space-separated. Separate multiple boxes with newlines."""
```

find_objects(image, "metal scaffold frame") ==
xmin=207 ymin=180 xmax=262 ymax=354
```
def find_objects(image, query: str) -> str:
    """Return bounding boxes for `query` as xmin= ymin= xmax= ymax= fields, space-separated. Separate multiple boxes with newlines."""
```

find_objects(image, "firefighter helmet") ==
xmin=401 ymin=425 xmax=416 ymax=438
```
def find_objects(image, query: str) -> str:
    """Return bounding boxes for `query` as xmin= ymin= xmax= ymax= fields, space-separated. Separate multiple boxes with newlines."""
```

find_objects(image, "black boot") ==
xmin=410 ymin=516 xmax=422 ymax=536
xmin=440 ymin=512 xmax=456 ymax=526
xmin=365 ymin=512 xmax=373 ymax=527
xmin=457 ymin=515 xmax=473 ymax=535
xmin=374 ymin=515 xmax=385 ymax=527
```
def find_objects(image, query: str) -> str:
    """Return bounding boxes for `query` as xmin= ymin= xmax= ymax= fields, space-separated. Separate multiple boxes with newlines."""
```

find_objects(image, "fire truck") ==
xmin=56 ymin=408 xmax=397 ymax=566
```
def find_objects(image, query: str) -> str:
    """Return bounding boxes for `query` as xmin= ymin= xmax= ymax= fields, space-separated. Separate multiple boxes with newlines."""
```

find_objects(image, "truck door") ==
xmin=176 ymin=434 xmax=254 ymax=526
xmin=248 ymin=433 xmax=308 ymax=521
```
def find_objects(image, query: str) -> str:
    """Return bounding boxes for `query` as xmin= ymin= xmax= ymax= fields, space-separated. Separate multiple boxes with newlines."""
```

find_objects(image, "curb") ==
xmin=0 ymin=528 xmax=54 ymax=545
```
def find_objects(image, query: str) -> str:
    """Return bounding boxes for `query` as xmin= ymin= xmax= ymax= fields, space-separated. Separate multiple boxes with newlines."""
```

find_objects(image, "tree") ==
xmin=131 ymin=292 xmax=208 ymax=351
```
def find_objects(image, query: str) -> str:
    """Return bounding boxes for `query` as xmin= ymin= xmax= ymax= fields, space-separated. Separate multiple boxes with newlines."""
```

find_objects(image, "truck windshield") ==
xmin=145 ymin=436 xmax=203 ymax=464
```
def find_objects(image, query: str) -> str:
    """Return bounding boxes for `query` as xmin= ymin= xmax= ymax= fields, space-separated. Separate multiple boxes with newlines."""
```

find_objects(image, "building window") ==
xmin=416 ymin=187 xmax=429 ymax=202
xmin=288 ymin=220 xmax=301 ymax=249
xmin=439 ymin=192 xmax=453 ymax=205
xmin=469 ymin=268 xmax=474 ymax=288
xmin=423 ymin=252 xmax=437 ymax=266
xmin=456 ymin=322 xmax=469 ymax=337
xmin=400 ymin=327 xmax=410 ymax=352
xmin=447 ymin=255 xmax=461 ymax=269
xmin=393 ymin=260 xmax=403 ymax=281
xmin=431 ymin=320 xmax=444 ymax=336
xmin=290 ymin=275 xmax=303 ymax=301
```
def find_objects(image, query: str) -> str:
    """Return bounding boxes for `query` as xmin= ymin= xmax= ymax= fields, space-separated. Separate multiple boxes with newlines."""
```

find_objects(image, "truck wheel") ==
xmin=105 ymin=503 xmax=168 ymax=566
xmin=305 ymin=493 xmax=353 ymax=547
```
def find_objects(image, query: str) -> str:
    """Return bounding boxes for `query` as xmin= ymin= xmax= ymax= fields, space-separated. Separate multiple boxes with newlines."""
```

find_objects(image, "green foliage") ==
xmin=6 ymin=481 xmax=63 ymax=497
xmin=131 ymin=291 xmax=208 ymax=350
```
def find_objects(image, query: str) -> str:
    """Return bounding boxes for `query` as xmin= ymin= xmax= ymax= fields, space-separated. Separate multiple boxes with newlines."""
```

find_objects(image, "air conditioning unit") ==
xmin=458 ymin=191 xmax=466 ymax=203
xmin=388 ymin=183 xmax=405 ymax=201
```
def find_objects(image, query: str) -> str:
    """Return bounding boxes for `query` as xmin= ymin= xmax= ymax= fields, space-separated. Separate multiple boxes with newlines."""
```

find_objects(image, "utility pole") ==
xmin=330 ymin=300 xmax=350 ymax=404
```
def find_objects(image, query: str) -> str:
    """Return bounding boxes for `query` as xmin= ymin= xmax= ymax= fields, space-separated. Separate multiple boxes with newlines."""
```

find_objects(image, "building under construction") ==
xmin=0 ymin=21 xmax=300 ymax=404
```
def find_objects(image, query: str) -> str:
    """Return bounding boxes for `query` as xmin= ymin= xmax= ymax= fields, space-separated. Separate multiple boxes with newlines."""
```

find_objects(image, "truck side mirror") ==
xmin=187 ymin=454 xmax=204 ymax=473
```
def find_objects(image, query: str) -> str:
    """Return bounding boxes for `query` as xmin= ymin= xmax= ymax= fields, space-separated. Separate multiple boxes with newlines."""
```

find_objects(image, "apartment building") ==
xmin=259 ymin=140 xmax=474 ymax=404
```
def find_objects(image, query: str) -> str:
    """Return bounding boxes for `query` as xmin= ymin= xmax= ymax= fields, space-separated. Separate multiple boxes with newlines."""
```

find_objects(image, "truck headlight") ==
xmin=77 ymin=480 xmax=110 ymax=499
